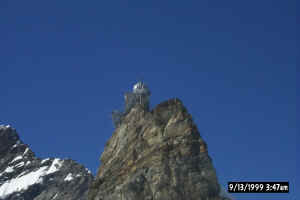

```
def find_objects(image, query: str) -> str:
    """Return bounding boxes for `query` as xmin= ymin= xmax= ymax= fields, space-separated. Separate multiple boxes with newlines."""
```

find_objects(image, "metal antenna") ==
xmin=137 ymin=74 xmax=144 ymax=84
xmin=139 ymin=75 xmax=144 ymax=105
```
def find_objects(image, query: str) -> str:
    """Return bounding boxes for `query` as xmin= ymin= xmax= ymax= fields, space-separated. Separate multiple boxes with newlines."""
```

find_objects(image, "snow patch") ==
xmin=0 ymin=159 xmax=66 ymax=199
xmin=64 ymin=173 xmax=73 ymax=182
xmin=5 ymin=167 xmax=14 ymax=173
xmin=23 ymin=148 xmax=29 ymax=155
xmin=11 ymin=143 xmax=19 ymax=149
xmin=10 ymin=156 xmax=23 ymax=164
xmin=0 ymin=166 xmax=48 ymax=199
xmin=0 ymin=166 xmax=14 ymax=176
xmin=41 ymin=158 xmax=50 ymax=164
xmin=85 ymin=168 xmax=92 ymax=174
xmin=52 ymin=193 xmax=58 ymax=199
xmin=0 ymin=124 xmax=11 ymax=129
xmin=0 ymin=125 xmax=8 ymax=130
xmin=47 ymin=159 xmax=63 ymax=175
xmin=17 ymin=171 xmax=27 ymax=178
xmin=15 ymin=162 xmax=25 ymax=168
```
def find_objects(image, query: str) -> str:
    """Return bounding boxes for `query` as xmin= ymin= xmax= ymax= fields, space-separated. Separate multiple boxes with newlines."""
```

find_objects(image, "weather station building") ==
xmin=112 ymin=81 xmax=151 ymax=127
xmin=124 ymin=81 xmax=151 ymax=113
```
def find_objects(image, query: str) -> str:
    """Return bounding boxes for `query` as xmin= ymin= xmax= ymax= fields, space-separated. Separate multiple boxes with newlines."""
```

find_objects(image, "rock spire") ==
xmin=89 ymin=98 xmax=230 ymax=200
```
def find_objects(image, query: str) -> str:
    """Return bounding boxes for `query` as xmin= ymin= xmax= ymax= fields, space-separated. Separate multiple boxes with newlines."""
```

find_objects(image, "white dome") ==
xmin=133 ymin=81 xmax=150 ymax=95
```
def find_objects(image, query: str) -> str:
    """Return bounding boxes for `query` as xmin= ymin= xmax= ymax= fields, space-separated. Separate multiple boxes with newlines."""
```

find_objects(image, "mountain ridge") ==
xmin=0 ymin=125 xmax=93 ymax=200
xmin=0 ymin=97 xmax=232 ymax=200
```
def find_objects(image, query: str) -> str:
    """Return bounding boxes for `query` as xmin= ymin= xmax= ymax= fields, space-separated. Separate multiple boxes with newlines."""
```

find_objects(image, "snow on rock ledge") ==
xmin=0 ymin=166 xmax=48 ymax=198
xmin=0 ymin=125 xmax=93 ymax=200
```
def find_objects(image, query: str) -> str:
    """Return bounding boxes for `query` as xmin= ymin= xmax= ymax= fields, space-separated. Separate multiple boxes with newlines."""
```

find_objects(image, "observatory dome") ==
xmin=133 ymin=81 xmax=151 ymax=95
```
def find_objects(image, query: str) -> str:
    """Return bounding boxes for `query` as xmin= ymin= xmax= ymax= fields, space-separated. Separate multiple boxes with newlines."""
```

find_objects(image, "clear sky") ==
xmin=0 ymin=0 xmax=297 ymax=199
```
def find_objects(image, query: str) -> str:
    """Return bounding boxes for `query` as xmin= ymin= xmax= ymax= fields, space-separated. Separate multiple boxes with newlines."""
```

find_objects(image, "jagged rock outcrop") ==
xmin=88 ymin=98 xmax=230 ymax=200
xmin=0 ymin=125 xmax=93 ymax=200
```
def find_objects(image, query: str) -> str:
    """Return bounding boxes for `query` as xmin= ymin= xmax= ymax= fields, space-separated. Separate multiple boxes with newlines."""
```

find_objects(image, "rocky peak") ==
xmin=0 ymin=125 xmax=93 ymax=200
xmin=0 ymin=126 xmax=35 ymax=164
xmin=88 ymin=98 xmax=230 ymax=200
xmin=0 ymin=126 xmax=20 ymax=154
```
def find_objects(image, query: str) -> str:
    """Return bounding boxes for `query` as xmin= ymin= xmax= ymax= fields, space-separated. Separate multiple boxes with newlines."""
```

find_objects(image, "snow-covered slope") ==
xmin=0 ymin=125 xmax=93 ymax=200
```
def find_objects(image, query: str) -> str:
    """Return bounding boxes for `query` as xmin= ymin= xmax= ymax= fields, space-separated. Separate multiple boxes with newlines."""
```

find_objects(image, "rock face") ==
xmin=88 ymin=99 xmax=229 ymax=200
xmin=0 ymin=125 xmax=93 ymax=200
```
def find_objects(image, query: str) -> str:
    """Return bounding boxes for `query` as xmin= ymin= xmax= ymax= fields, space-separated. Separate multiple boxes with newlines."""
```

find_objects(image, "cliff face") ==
xmin=88 ymin=99 xmax=229 ymax=200
xmin=0 ymin=126 xmax=93 ymax=200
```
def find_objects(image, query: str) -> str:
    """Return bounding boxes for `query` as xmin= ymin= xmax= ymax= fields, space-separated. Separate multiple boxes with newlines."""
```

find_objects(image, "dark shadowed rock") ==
xmin=0 ymin=125 xmax=93 ymax=200
xmin=88 ymin=98 xmax=230 ymax=200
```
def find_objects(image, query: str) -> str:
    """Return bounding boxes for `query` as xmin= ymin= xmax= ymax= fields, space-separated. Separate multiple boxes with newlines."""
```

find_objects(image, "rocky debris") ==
xmin=88 ymin=98 xmax=230 ymax=200
xmin=0 ymin=125 xmax=93 ymax=200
